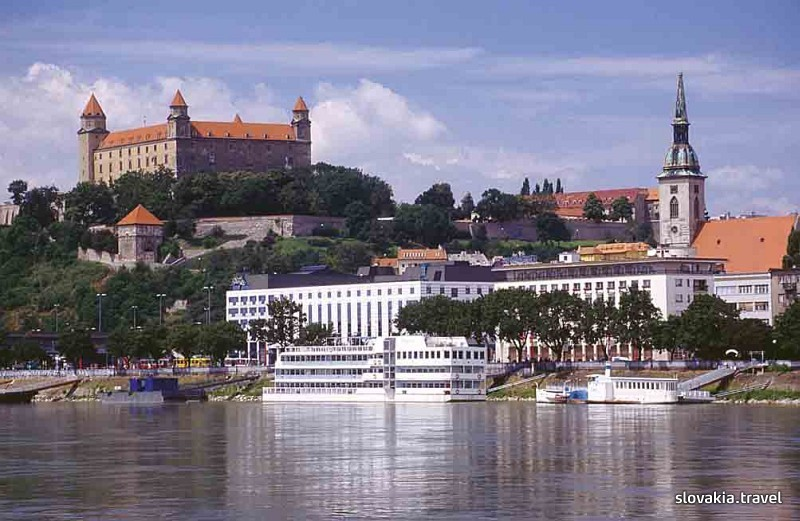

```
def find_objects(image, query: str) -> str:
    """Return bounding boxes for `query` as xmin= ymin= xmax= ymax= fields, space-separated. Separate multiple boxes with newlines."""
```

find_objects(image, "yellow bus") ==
xmin=174 ymin=357 xmax=212 ymax=368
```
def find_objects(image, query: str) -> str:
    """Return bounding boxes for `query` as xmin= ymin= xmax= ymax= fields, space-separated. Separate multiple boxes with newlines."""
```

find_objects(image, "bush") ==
xmin=202 ymin=236 xmax=220 ymax=249
xmin=209 ymin=225 xmax=225 ymax=239
xmin=306 ymin=237 xmax=334 ymax=247
xmin=311 ymin=225 xmax=340 ymax=237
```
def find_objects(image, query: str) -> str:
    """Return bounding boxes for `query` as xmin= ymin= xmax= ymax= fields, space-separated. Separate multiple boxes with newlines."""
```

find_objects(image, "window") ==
xmin=754 ymin=302 xmax=768 ymax=311
xmin=675 ymin=279 xmax=683 ymax=287
xmin=670 ymin=185 xmax=678 ymax=194
xmin=739 ymin=285 xmax=753 ymax=294
xmin=694 ymin=185 xmax=699 ymax=194
xmin=573 ymin=283 xmax=581 ymax=292
xmin=670 ymin=197 xmax=679 ymax=219
xmin=754 ymin=284 xmax=768 ymax=294
xmin=676 ymin=294 xmax=683 ymax=303
xmin=439 ymin=287 xmax=445 ymax=295
xmin=477 ymin=287 xmax=482 ymax=295
xmin=607 ymin=281 xmax=615 ymax=290
xmin=451 ymin=288 xmax=458 ymax=298
xmin=99 ymin=164 xmax=103 ymax=173
xmin=619 ymin=281 xmax=627 ymax=289
xmin=426 ymin=286 xmax=432 ymax=294
xmin=584 ymin=282 xmax=592 ymax=291
xmin=561 ymin=284 xmax=569 ymax=291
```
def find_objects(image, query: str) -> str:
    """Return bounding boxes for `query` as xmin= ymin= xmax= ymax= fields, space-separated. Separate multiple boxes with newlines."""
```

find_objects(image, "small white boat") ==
xmin=536 ymin=383 xmax=587 ymax=403
xmin=587 ymin=363 xmax=679 ymax=404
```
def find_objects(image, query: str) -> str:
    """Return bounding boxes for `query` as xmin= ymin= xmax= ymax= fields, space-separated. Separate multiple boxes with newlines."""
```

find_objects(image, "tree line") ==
xmin=395 ymin=290 xmax=800 ymax=361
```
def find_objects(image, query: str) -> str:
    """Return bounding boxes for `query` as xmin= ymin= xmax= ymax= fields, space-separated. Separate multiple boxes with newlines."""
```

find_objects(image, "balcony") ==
xmin=692 ymin=281 xmax=709 ymax=294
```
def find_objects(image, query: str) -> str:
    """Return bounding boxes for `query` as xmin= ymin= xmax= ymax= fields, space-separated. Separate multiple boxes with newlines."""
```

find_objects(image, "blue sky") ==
xmin=1 ymin=0 xmax=798 ymax=214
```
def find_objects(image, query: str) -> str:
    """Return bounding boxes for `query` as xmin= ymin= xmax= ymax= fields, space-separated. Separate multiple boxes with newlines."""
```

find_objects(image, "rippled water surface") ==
xmin=0 ymin=403 xmax=797 ymax=520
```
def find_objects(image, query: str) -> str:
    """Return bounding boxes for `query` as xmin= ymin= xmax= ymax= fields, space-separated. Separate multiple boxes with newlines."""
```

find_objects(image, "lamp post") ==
xmin=202 ymin=286 xmax=214 ymax=324
xmin=53 ymin=304 xmax=60 ymax=334
xmin=131 ymin=305 xmax=139 ymax=329
xmin=156 ymin=293 xmax=167 ymax=325
xmin=96 ymin=293 xmax=107 ymax=333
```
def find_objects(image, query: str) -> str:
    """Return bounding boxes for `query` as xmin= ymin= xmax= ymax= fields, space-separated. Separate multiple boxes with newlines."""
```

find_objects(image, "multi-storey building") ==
xmin=78 ymin=90 xmax=311 ymax=184
xmin=226 ymin=264 xmax=500 ymax=365
xmin=495 ymin=257 xmax=722 ymax=360
xmin=713 ymin=273 xmax=772 ymax=324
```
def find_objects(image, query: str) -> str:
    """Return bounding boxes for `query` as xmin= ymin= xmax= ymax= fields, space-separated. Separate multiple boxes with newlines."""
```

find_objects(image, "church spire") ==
xmin=674 ymin=72 xmax=688 ymax=123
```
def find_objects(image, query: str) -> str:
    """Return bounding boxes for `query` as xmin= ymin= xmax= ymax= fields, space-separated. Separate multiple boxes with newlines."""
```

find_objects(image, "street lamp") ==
xmin=202 ymin=286 xmax=214 ymax=324
xmin=53 ymin=304 xmax=60 ymax=333
xmin=156 ymin=293 xmax=167 ymax=325
xmin=131 ymin=305 xmax=139 ymax=329
xmin=96 ymin=293 xmax=107 ymax=333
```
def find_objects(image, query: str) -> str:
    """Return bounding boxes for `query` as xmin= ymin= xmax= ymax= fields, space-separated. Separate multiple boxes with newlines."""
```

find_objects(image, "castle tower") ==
xmin=291 ymin=96 xmax=311 ymax=142
xmin=116 ymin=204 xmax=164 ymax=263
xmin=77 ymin=94 xmax=110 ymax=183
xmin=167 ymin=89 xmax=191 ymax=139
xmin=657 ymin=73 xmax=706 ymax=251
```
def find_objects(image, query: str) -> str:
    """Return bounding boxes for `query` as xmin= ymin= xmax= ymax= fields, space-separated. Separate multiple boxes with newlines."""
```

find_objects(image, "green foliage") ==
xmin=533 ymin=290 xmax=585 ymax=361
xmin=582 ymin=192 xmax=605 ymax=222
xmin=199 ymin=321 xmax=247 ymax=364
xmin=415 ymin=183 xmax=455 ymax=215
xmin=616 ymin=289 xmax=661 ymax=360
xmin=609 ymin=196 xmax=634 ymax=222
xmin=785 ymin=229 xmax=800 ymax=268
xmin=680 ymin=294 xmax=739 ymax=360
xmin=325 ymin=241 xmax=373 ymax=274
xmin=520 ymin=178 xmax=530 ymax=196
xmin=64 ymin=182 xmax=116 ymax=226
xmin=475 ymin=189 xmax=520 ymax=222
xmin=0 ymin=340 xmax=49 ymax=369
xmin=262 ymin=297 xmax=305 ymax=349
xmin=535 ymin=212 xmax=571 ymax=243
xmin=459 ymin=192 xmax=475 ymax=218
xmin=8 ymin=179 xmax=28 ymax=205
xmin=580 ymin=297 xmax=618 ymax=360
xmin=344 ymin=201 xmax=372 ymax=241
xmin=395 ymin=295 xmax=476 ymax=337
xmin=167 ymin=323 xmax=199 ymax=361
xmin=773 ymin=301 xmax=800 ymax=359
xmin=57 ymin=329 xmax=96 ymax=368
xmin=652 ymin=315 xmax=687 ymax=361
xmin=393 ymin=204 xmax=455 ymax=247
xmin=299 ymin=322 xmax=334 ymax=345
xmin=113 ymin=168 xmax=177 ymax=220
xmin=478 ymin=288 xmax=540 ymax=361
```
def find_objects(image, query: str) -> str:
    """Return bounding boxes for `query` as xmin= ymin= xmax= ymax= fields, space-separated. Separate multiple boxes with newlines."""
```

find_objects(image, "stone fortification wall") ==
xmin=195 ymin=215 xmax=346 ymax=240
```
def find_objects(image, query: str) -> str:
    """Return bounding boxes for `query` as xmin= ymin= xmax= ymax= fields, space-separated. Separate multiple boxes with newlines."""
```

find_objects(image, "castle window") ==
xmin=693 ymin=197 xmax=699 ymax=217
xmin=137 ymin=158 xmax=141 ymax=168
xmin=119 ymin=150 xmax=122 ymax=157
xmin=99 ymin=164 xmax=103 ymax=173
xmin=110 ymin=163 xmax=113 ymax=172
xmin=164 ymin=155 xmax=168 ymax=163
xmin=694 ymin=185 xmax=699 ymax=194
xmin=128 ymin=160 xmax=132 ymax=170
xmin=145 ymin=146 xmax=149 ymax=153
xmin=670 ymin=197 xmax=679 ymax=219
xmin=670 ymin=185 xmax=678 ymax=194
xmin=119 ymin=161 xmax=122 ymax=170
xmin=137 ymin=146 xmax=141 ymax=154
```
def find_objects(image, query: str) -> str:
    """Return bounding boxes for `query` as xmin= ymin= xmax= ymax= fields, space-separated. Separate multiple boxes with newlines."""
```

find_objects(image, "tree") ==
xmin=8 ymin=180 xmax=27 ymax=205
xmin=10 ymin=341 xmax=49 ymax=368
xmin=113 ymin=168 xmax=177 ymax=220
xmin=773 ymin=301 xmax=800 ymax=360
xmin=460 ymin=192 xmax=475 ymax=219
xmin=520 ymin=178 xmax=531 ymax=196
xmin=108 ymin=327 xmax=136 ymax=366
xmin=21 ymin=186 xmax=61 ymax=228
xmin=395 ymin=295 xmax=475 ymax=338
xmin=393 ymin=204 xmax=455 ymax=247
xmin=475 ymin=189 xmax=520 ymax=222
xmin=542 ymin=179 xmax=553 ymax=195
xmin=415 ymin=183 xmax=455 ymax=215
xmin=555 ymin=178 xmax=564 ymax=194
xmin=64 ymin=182 xmax=116 ymax=226
xmin=325 ymin=241 xmax=373 ymax=274
xmin=783 ymin=229 xmax=800 ymax=268
xmin=680 ymin=294 xmax=739 ymax=360
xmin=167 ymin=323 xmax=199 ymax=366
xmin=299 ymin=322 xmax=334 ymax=345
xmin=200 ymin=321 xmax=247 ymax=365
xmin=582 ymin=192 xmax=605 ymax=222
xmin=609 ymin=196 xmax=634 ymax=222
xmin=57 ymin=329 xmax=96 ymax=370
xmin=580 ymin=297 xmax=618 ymax=360
xmin=344 ymin=201 xmax=372 ymax=241
xmin=534 ymin=183 xmax=541 ymax=194
xmin=535 ymin=212 xmax=570 ymax=243
xmin=534 ymin=291 xmax=585 ymax=361
xmin=264 ymin=297 xmax=306 ymax=350
xmin=652 ymin=315 xmax=687 ymax=361
xmin=728 ymin=319 xmax=772 ymax=359
xmin=616 ymin=289 xmax=661 ymax=360
xmin=479 ymin=289 xmax=540 ymax=361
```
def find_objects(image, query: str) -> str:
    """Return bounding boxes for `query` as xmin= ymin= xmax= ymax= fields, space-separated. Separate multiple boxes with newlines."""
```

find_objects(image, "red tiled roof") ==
xmin=293 ymin=96 xmax=309 ymax=111
xmin=645 ymin=188 xmax=659 ymax=202
xmin=398 ymin=247 xmax=448 ymax=261
xmin=554 ymin=188 xmax=647 ymax=209
xmin=97 ymin=123 xmax=168 ymax=149
xmin=170 ymin=89 xmax=188 ymax=107
xmin=82 ymin=94 xmax=105 ymax=117
xmin=692 ymin=215 xmax=797 ymax=273
xmin=97 ymin=120 xmax=296 ymax=149
xmin=117 ymin=204 xmax=163 ymax=226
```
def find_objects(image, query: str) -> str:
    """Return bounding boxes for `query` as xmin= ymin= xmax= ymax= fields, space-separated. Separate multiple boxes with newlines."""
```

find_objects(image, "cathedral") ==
xmin=78 ymin=90 xmax=311 ymax=184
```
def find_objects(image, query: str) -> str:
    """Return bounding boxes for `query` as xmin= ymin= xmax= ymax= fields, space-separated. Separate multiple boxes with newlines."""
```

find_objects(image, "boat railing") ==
xmin=264 ymin=386 xmax=372 ymax=395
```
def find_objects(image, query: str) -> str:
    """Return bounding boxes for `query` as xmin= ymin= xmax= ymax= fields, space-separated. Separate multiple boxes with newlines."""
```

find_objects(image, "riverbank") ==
xmin=4 ymin=374 xmax=274 ymax=402
xmin=488 ymin=367 xmax=800 ymax=404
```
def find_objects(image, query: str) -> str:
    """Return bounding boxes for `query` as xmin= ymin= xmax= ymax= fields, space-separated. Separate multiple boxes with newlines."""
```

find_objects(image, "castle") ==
xmin=78 ymin=90 xmax=311 ymax=184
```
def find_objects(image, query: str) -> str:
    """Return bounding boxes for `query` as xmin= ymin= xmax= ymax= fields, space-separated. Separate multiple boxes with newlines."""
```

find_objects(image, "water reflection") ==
xmin=0 ymin=403 xmax=797 ymax=520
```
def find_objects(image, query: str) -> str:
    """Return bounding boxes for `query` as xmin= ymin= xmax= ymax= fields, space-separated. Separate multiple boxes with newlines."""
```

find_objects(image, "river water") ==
xmin=0 ymin=403 xmax=797 ymax=520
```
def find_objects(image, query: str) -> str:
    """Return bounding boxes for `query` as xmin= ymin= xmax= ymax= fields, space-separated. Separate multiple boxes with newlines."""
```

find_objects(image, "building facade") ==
xmin=713 ymin=273 xmax=773 ymax=324
xmin=226 ymin=265 xmax=499 ymax=364
xmin=769 ymin=269 xmax=800 ymax=320
xmin=78 ymin=91 xmax=311 ymax=184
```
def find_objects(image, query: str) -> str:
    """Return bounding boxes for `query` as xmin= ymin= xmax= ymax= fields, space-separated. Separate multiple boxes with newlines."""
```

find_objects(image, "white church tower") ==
xmin=657 ymin=73 xmax=706 ymax=254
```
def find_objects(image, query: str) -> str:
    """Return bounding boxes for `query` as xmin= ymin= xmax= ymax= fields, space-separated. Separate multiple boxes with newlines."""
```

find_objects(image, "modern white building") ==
xmin=226 ymin=264 xmax=499 ymax=365
xmin=494 ymin=257 xmax=722 ymax=360
xmin=713 ymin=273 xmax=772 ymax=324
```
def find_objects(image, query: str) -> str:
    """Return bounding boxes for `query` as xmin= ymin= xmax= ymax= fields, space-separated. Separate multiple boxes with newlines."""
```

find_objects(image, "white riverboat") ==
xmin=586 ymin=363 xmax=679 ymax=404
xmin=263 ymin=336 xmax=486 ymax=403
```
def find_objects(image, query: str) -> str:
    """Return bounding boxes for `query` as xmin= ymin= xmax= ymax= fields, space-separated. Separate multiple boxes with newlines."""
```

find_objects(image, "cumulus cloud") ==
xmin=706 ymin=165 xmax=799 ymax=215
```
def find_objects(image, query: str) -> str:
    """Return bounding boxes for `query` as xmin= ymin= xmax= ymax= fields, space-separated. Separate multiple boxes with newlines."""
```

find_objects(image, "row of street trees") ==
xmin=395 ymin=289 xmax=800 ymax=361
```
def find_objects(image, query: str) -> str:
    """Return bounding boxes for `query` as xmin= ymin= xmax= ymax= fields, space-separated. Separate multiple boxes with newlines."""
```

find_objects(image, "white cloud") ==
xmin=707 ymin=165 xmax=799 ymax=215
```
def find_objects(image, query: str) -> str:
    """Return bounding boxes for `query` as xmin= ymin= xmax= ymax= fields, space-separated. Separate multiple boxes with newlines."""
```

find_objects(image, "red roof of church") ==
xmin=293 ymin=96 xmax=309 ymax=111
xmin=692 ymin=215 xmax=797 ymax=273
xmin=117 ymin=204 xmax=163 ymax=226
xmin=170 ymin=89 xmax=188 ymax=107
xmin=82 ymin=94 xmax=105 ymax=117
